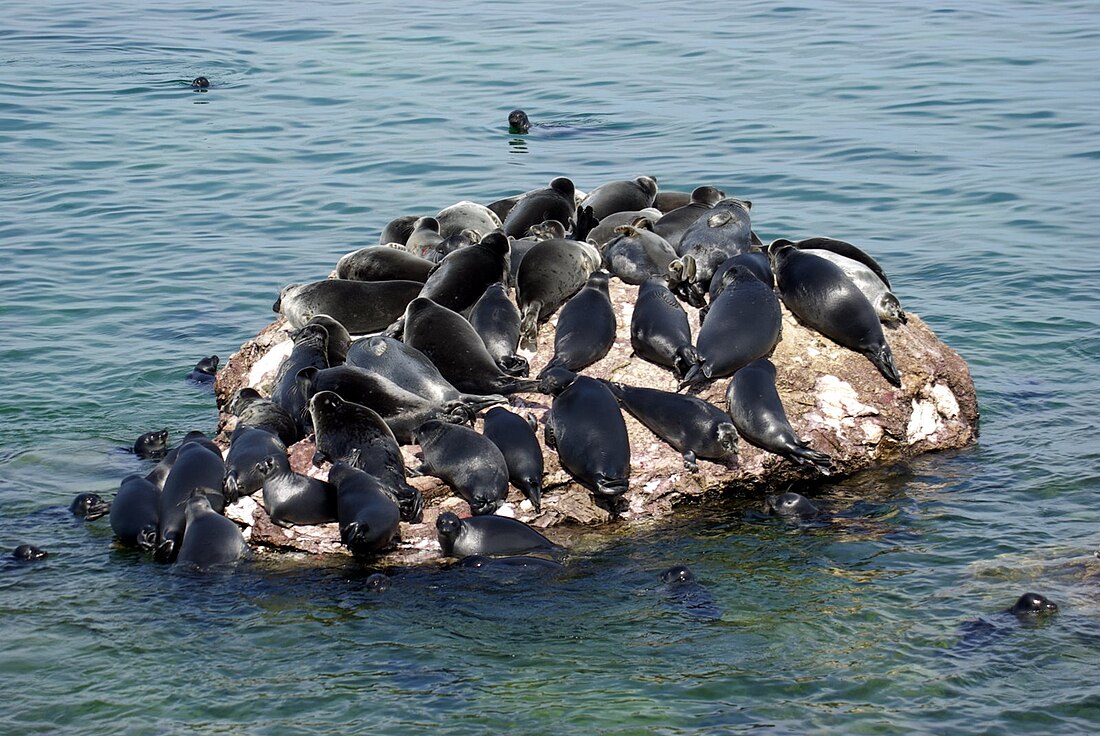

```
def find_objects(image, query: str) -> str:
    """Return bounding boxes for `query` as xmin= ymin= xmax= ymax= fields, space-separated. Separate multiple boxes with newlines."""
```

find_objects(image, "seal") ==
xmin=469 ymin=282 xmax=529 ymax=377
xmin=304 ymin=314 xmax=351 ymax=366
xmin=403 ymin=216 xmax=445 ymax=260
xmin=274 ymin=278 xmax=423 ymax=333
xmin=307 ymin=389 xmax=424 ymax=523
xmin=227 ymin=388 xmax=298 ymax=447
xmin=365 ymin=572 xmax=390 ymax=592
xmin=458 ymin=554 xmax=565 ymax=574
xmin=793 ymin=246 xmax=905 ymax=324
xmin=155 ymin=441 xmax=227 ymax=563
xmin=952 ymin=592 xmax=1059 ymax=654
xmin=579 ymin=176 xmax=659 ymax=220
xmin=254 ymin=453 xmax=338 ymax=527
xmin=414 ymin=419 xmax=509 ymax=516
xmin=70 ymin=492 xmax=111 ymax=520
xmin=133 ymin=428 xmax=169 ymax=459
xmin=328 ymin=461 xmax=401 ymax=556
xmin=12 ymin=544 xmax=48 ymax=560
xmin=604 ymin=381 xmax=737 ymax=471
xmin=724 ymin=358 xmax=833 ymax=474
xmin=769 ymin=241 xmax=901 ymax=387
xmin=792 ymin=236 xmax=892 ymax=288
xmin=681 ymin=264 xmax=782 ymax=386
xmin=435 ymin=200 xmax=502 ymax=239
xmin=109 ymin=473 xmax=160 ymax=549
xmin=672 ymin=197 xmax=753 ymax=298
xmin=187 ymin=355 xmax=219 ymax=382
xmin=508 ymin=109 xmax=531 ymax=134
xmin=335 ymin=245 xmax=435 ymax=283
xmin=515 ymin=237 xmax=602 ymax=350
xmin=380 ymin=214 xmax=418 ymax=246
xmin=659 ymin=564 xmax=722 ymax=620
xmin=764 ymin=491 xmax=822 ymax=518
xmin=436 ymin=511 xmax=565 ymax=559
xmin=1010 ymin=593 xmax=1059 ymax=615
xmin=481 ymin=407 xmax=544 ymax=511
xmin=190 ymin=77 xmax=209 ymax=89
xmin=629 ymin=276 xmax=699 ymax=379
xmin=223 ymin=424 xmax=288 ymax=502
xmin=541 ymin=368 xmax=631 ymax=498
xmin=144 ymin=431 xmax=222 ymax=490
xmin=585 ymin=208 xmax=662 ymax=248
xmin=175 ymin=489 xmax=247 ymax=569
xmin=652 ymin=185 xmax=727 ymax=247
xmin=602 ymin=218 xmax=682 ymax=285
xmin=269 ymin=322 xmax=330 ymax=438
xmin=539 ymin=270 xmax=617 ymax=377
xmin=707 ymin=252 xmax=774 ymax=302
xmin=429 ymin=228 xmax=481 ymax=264
xmin=502 ymin=177 xmax=576 ymax=239
xmin=402 ymin=298 xmax=539 ymax=396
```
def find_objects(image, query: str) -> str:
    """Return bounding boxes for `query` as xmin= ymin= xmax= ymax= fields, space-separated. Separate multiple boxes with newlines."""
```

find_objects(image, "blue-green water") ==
xmin=3 ymin=1 xmax=1100 ymax=732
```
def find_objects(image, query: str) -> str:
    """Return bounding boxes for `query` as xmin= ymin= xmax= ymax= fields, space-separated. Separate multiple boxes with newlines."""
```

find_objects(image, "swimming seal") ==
xmin=274 ymin=279 xmax=423 ymax=333
xmin=133 ymin=428 xmax=169 ymax=459
xmin=190 ymin=77 xmax=209 ymax=89
xmin=436 ymin=511 xmax=565 ymax=559
xmin=328 ymin=461 xmax=401 ymax=556
xmin=223 ymin=424 xmax=287 ymax=502
xmin=1010 ymin=593 xmax=1059 ymax=615
xmin=12 ymin=544 xmax=48 ymax=560
xmin=336 ymin=246 xmax=435 ymax=283
xmin=764 ymin=491 xmax=822 ymax=518
xmin=629 ymin=276 xmax=700 ymax=379
xmin=401 ymin=298 xmax=539 ymax=396
xmin=508 ymin=109 xmax=531 ymax=134
xmin=579 ymin=176 xmax=658 ymax=220
xmin=502 ymin=177 xmax=576 ymax=239
xmin=604 ymin=381 xmax=737 ymax=472
xmin=659 ymin=564 xmax=722 ymax=619
xmin=469 ymin=282 xmax=529 ymax=377
xmin=175 ymin=489 xmax=247 ymax=569
xmin=365 ymin=572 xmax=390 ymax=592
xmin=109 ymin=474 xmax=160 ymax=549
xmin=681 ymin=264 xmax=782 ymax=387
xmin=724 ymin=358 xmax=833 ymax=474
xmin=227 ymin=388 xmax=298 ymax=447
xmin=188 ymin=355 xmax=219 ymax=382
xmin=769 ymin=241 xmax=901 ymax=387
xmin=515 ymin=237 xmax=602 ymax=350
xmin=255 ymin=453 xmax=338 ymax=527
xmin=541 ymin=369 xmax=631 ymax=499
xmin=70 ymin=493 xmax=111 ymax=520
xmin=481 ymin=407 xmax=544 ymax=511
xmin=414 ymin=419 xmax=509 ymax=516
xmin=539 ymin=270 xmax=617 ymax=377
xmin=458 ymin=554 xmax=565 ymax=573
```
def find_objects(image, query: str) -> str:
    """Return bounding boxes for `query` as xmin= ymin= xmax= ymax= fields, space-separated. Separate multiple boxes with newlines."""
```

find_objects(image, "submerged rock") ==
xmin=213 ymin=276 xmax=977 ymax=566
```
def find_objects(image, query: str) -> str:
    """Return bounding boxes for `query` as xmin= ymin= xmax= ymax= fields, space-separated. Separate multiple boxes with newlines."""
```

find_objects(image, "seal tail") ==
xmin=501 ymin=378 xmax=542 ymax=395
xmin=674 ymin=347 xmax=702 ymax=384
xmin=600 ymin=379 xmax=626 ymax=401
xmin=518 ymin=302 xmax=541 ymax=352
xmin=865 ymin=343 xmax=902 ymax=388
xmin=497 ymin=354 xmax=530 ymax=377
xmin=595 ymin=477 xmax=629 ymax=497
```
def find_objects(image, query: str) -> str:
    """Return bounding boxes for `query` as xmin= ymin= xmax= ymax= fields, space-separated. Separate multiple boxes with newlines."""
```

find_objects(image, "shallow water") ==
xmin=3 ymin=1 xmax=1100 ymax=732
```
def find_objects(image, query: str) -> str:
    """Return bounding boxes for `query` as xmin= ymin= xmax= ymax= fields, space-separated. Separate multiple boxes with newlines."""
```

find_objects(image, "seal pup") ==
xmin=109 ymin=474 xmax=160 ymax=549
xmin=414 ymin=419 xmax=509 ymax=516
xmin=481 ymin=407 xmax=544 ymax=511
xmin=502 ymin=177 xmax=576 ymax=239
xmin=133 ymin=428 xmax=170 ymax=459
xmin=579 ymin=176 xmax=658 ymax=220
xmin=508 ymin=109 xmax=531 ymax=134
xmin=223 ymin=424 xmax=288 ymax=502
xmin=274 ymin=279 xmax=423 ymax=333
xmin=681 ymin=265 xmax=782 ymax=387
xmin=155 ymin=441 xmax=227 ymax=563
xmin=671 ymin=197 xmax=753 ymax=300
xmin=255 ymin=453 xmax=338 ymax=527
xmin=336 ymin=245 xmax=435 ymax=283
xmin=764 ymin=491 xmax=822 ymax=518
xmin=435 ymin=200 xmax=502 ymax=239
xmin=403 ymin=216 xmax=445 ymax=260
xmin=604 ymin=382 xmax=737 ymax=472
xmin=602 ymin=218 xmax=682 ymax=285
xmin=436 ymin=511 xmax=565 ymax=559
xmin=12 ymin=544 xmax=48 ymax=560
xmin=629 ymin=276 xmax=700 ymax=379
xmin=227 ymin=388 xmax=298 ymax=447
xmin=538 ymin=270 xmax=617 ymax=377
xmin=175 ymin=489 xmax=247 ymax=569
xmin=469 ymin=282 xmax=529 ymax=377
xmin=515 ymin=237 xmax=602 ymax=350
xmin=769 ymin=241 xmax=901 ymax=387
xmin=380 ymin=215 xmax=418 ymax=246
xmin=70 ymin=493 xmax=111 ymax=521
xmin=187 ymin=355 xmax=218 ymax=382
xmin=725 ymin=359 xmax=833 ymax=474
xmin=540 ymin=368 xmax=631 ymax=499
xmin=328 ymin=461 xmax=401 ymax=556
xmin=402 ymin=298 xmax=539 ymax=396
xmin=653 ymin=185 xmax=727 ymax=247
xmin=307 ymin=390 xmax=424 ymax=522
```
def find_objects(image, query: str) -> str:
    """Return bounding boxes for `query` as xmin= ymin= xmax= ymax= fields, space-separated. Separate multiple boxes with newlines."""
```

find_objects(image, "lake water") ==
xmin=3 ymin=1 xmax=1100 ymax=732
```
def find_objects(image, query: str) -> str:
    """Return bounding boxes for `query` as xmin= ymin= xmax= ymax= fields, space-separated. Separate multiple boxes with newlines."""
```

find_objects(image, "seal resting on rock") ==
xmin=435 ymin=511 xmax=565 ymax=560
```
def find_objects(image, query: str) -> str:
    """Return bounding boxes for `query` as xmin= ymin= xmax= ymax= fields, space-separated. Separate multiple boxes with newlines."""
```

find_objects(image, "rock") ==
xmin=214 ymin=277 xmax=978 ymax=565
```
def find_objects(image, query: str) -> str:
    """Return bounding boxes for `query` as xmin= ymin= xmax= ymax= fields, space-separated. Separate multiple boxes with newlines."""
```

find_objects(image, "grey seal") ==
xmin=578 ymin=176 xmax=658 ymax=220
xmin=539 ymin=270 xmax=617 ymax=377
xmin=274 ymin=279 xmax=423 ymax=333
xmin=502 ymin=177 xmax=576 ymax=239
xmin=328 ymin=461 xmax=401 ymax=556
xmin=515 ymin=237 xmax=601 ymax=350
xmin=481 ymin=407 xmax=544 ymax=511
xmin=436 ymin=511 xmax=565 ymax=559
xmin=725 ymin=359 xmax=833 ymax=474
xmin=175 ymin=489 xmax=247 ymax=569
xmin=414 ymin=419 xmax=509 ymax=516
xmin=255 ymin=453 xmax=338 ymax=527
xmin=769 ymin=241 xmax=901 ymax=387
xmin=335 ymin=246 xmax=435 ymax=283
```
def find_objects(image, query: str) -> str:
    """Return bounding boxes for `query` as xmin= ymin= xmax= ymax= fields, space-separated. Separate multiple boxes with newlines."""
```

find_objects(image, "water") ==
xmin=3 ymin=0 xmax=1100 ymax=732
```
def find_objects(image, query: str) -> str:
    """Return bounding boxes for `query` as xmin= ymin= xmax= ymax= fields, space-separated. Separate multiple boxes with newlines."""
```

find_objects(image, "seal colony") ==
xmin=93 ymin=171 xmax=978 ymax=569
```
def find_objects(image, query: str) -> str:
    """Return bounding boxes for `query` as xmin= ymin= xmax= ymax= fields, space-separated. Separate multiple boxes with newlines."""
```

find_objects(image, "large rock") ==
xmin=214 ymin=277 xmax=977 ymax=566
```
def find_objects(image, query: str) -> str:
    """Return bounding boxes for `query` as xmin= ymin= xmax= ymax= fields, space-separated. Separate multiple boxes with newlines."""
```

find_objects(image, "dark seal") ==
xmin=481 ymin=407 xmax=544 ymax=511
xmin=415 ymin=419 xmax=509 ymax=516
xmin=436 ymin=511 xmax=565 ymax=559
xmin=70 ymin=493 xmax=111 ymax=520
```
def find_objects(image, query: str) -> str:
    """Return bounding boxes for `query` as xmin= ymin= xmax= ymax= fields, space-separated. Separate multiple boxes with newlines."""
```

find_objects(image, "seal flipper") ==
xmin=497 ymin=354 xmax=531 ymax=377
xmin=518 ymin=301 xmax=542 ymax=352
xmin=673 ymin=346 xmax=701 ymax=382
xmin=570 ymin=205 xmax=599 ymax=242
xmin=785 ymin=444 xmax=834 ymax=475
xmin=682 ymin=450 xmax=699 ymax=473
